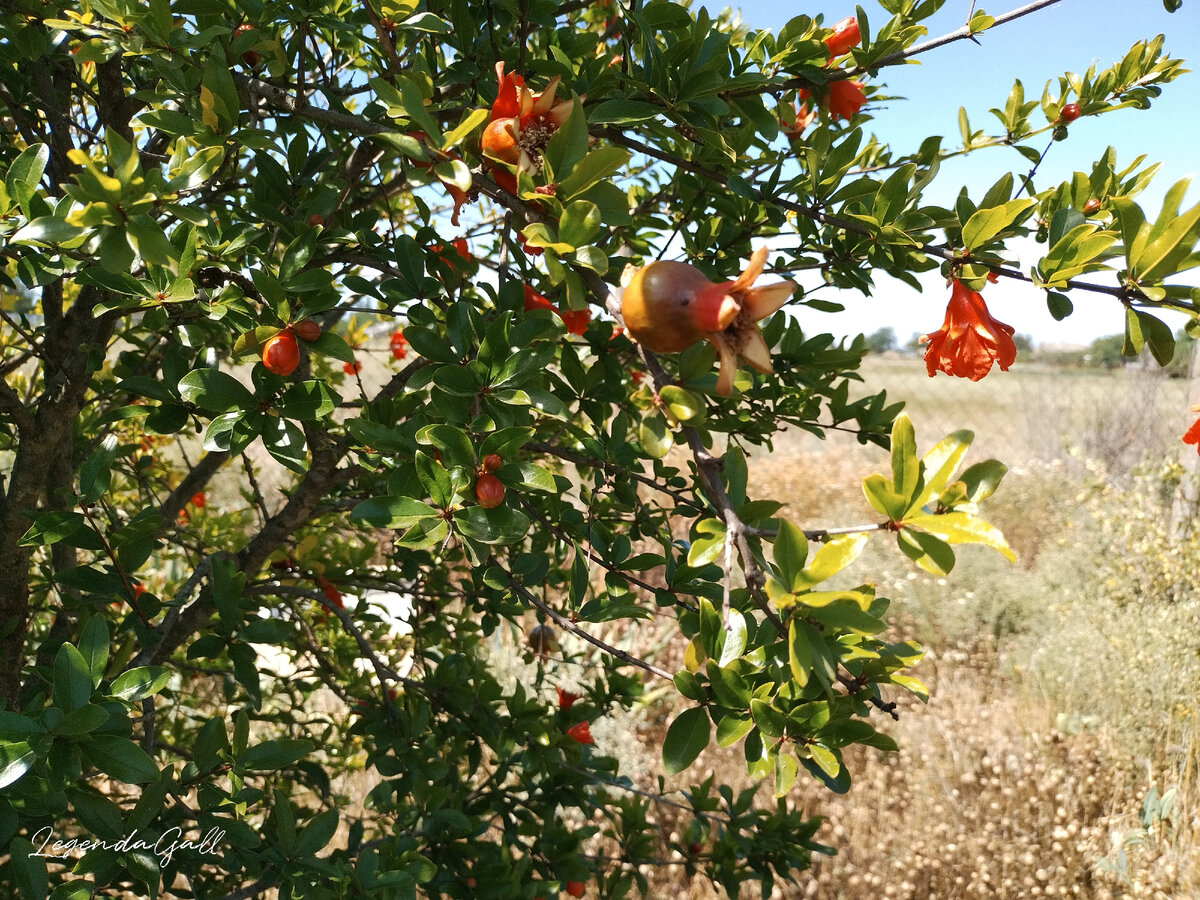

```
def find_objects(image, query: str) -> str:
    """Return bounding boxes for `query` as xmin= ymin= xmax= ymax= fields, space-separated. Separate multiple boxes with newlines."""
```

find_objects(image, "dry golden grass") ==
xmin=628 ymin=361 xmax=1200 ymax=899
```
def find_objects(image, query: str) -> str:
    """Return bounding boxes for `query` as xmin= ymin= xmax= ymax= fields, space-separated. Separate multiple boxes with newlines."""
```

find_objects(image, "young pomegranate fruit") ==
xmin=261 ymin=328 xmax=300 ymax=376
xmin=620 ymin=247 xmax=796 ymax=396
xmin=475 ymin=473 xmax=505 ymax=509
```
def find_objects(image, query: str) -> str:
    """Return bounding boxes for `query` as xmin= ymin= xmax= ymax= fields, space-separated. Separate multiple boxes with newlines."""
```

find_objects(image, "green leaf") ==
xmin=587 ymin=100 xmax=661 ymax=125
xmin=796 ymin=532 xmax=867 ymax=589
xmin=905 ymin=511 xmax=1015 ymax=561
xmin=179 ymin=369 xmax=254 ymax=413
xmin=1131 ymin=309 xmax=1176 ymax=365
xmin=127 ymin=214 xmax=175 ymax=265
xmin=890 ymin=672 xmax=929 ymax=701
xmin=9 ymin=838 xmax=47 ymax=900
xmin=78 ymin=617 xmax=109 ymax=688
xmin=53 ymin=644 xmax=93 ymax=713
xmin=957 ymin=459 xmax=1008 ymax=503
xmin=238 ymin=738 xmax=314 ymax=772
xmin=542 ymin=100 xmax=589 ymax=183
xmin=749 ymin=698 xmax=788 ymax=739
xmin=0 ymin=741 xmax=36 ymax=789
xmin=78 ymin=434 xmax=119 ymax=503
xmin=687 ymin=521 xmax=724 ymax=568
xmin=1046 ymin=291 xmax=1073 ymax=320
xmin=863 ymin=473 xmax=908 ymax=521
xmin=718 ymin=608 xmax=748 ymax=667
xmin=295 ymin=808 xmax=340 ymax=857
xmin=416 ymin=424 xmax=475 ymax=470
xmin=788 ymin=618 xmax=813 ymax=688
xmin=659 ymin=385 xmax=705 ymax=424
xmin=807 ymin=743 xmax=841 ymax=780
xmin=1135 ymin=189 xmax=1200 ymax=283
xmin=774 ymin=750 xmax=798 ymax=797
xmin=771 ymin=520 xmax=808 ymax=589
xmin=301 ymin=329 xmax=355 ymax=363
xmin=6 ymin=143 xmax=50 ymax=217
xmin=83 ymin=737 xmax=158 ymax=783
xmin=453 ymin=505 xmax=531 ymax=546
xmin=698 ymin=597 xmax=722 ymax=660
xmin=110 ymin=667 xmax=171 ymax=703
xmin=960 ymin=198 xmax=1035 ymax=250
xmin=898 ymin=527 xmax=956 ymax=575
xmin=442 ymin=107 xmax=489 ymax=151
xmin=54 ymin=704 xmax=109 ymax=736
xmin=18 ymin=511 xmax=88 ymax=547
xmin=662 ymin=707 xmax=710 ymax=775
xmin=808 ymin=600 xmax=886 ymax=635
xmin=200 ymin=51 xmax=240 ymax=132
xmin=909 ymin=430 xmax=973 ymax=512
xmin=558 ymin=200 xmax=603 ymax=249
xmin=557 ymin=146 xmax=630 ymax=199
xmin=350 ymin=496 xmax=440 ymax=528
xmin=638 ymin=411 xmax=673 ymax=458
xmin=11 ymin=216 xmax=83 ymax=245
xmin=715 ymin=714 xmax=755 ymax=747
xmin=890 ymin=413 xmax=919 ymax=498
xmin=277 ymin=381 xmax=341 ymax=421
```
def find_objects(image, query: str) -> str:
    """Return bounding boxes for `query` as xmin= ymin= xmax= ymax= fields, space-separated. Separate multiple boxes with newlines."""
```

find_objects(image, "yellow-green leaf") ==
xmin=795 ymin=532 xmax=867 ymax=590
xmin=904 ymin=511 xmax=1015 ymax=561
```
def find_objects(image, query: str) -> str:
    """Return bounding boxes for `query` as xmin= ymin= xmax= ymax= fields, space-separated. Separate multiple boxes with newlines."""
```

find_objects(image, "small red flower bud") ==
xmin=482 ymin=453 xmax=503 ymax=472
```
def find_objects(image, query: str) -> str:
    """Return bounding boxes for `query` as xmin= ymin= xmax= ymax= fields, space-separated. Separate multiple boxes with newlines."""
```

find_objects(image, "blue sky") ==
xmin=700 ymin=0 xmax=1200 ymax=346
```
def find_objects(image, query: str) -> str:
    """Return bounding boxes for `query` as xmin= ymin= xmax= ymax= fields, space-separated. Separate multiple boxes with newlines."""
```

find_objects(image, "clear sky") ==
xmin=700 ymin=0 xmax=1200 ymax=347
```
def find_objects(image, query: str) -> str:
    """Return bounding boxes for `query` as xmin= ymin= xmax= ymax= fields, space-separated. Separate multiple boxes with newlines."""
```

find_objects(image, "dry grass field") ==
xmin=627 ymin=357 xmax=1200 ymax=899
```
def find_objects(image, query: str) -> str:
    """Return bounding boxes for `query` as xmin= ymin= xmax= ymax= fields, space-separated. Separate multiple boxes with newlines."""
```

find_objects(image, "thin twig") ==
xmin=502 ymin=563 xmax=673 ymax=680
xmin=639 ymin=351 xmax=786 ymax=636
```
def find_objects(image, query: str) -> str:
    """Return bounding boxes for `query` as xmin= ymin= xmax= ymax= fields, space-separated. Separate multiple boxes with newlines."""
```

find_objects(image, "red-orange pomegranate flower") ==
xmin=798 ymin=79 xmax=866 ymax=122
xmin=782 ymin=101 xmax=817 ymax=139
xmin=920 ymin=279 xmax=1017 ymax=381
xmin=560 ymin=308 xmax=591 ymax=335
xmin=556 ymin=686 xmax=580 ymax=711
xmin=482 ymin=62 xmax=576 ymax=195
xmin=566 ymin=721 xmax=594 ymax=745
xmin=1182 ymin=404 xmax=1200 ymax=455
xmin=389 ymin=330 xmax=408 ymax=360
xmin=824 ymin=15 xmax=861 ymax=59
xmin=524 ymin=285 xmax=591 ymax=335
xmin=315 ymin=575 xmax=344 ymax=610
xmin=827 ymin=80 xmax=867 ymax=120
